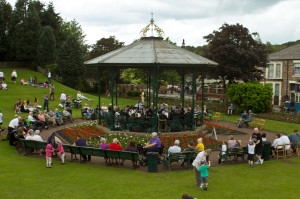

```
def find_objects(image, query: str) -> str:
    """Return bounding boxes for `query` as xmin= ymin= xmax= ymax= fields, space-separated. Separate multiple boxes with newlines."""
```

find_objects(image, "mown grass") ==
xmin=0 ymin=68 xmax=137 ymax=128
xmin=1 ymin=140 xmax=300 ymax=199
xmin=218 ymin=113 xmax=300 ymax=134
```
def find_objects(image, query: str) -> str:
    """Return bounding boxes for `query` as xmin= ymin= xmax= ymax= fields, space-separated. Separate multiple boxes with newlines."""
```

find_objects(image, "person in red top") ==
xmin=109 ymin=138 xmax=123 ymax=165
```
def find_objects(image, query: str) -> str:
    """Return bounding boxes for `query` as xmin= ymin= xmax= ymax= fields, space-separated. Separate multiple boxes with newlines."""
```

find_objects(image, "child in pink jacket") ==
xmin=46 ymin=144 xmax=54 ymax=168
xmin=55 ymin=141 xmax=65 ymax=164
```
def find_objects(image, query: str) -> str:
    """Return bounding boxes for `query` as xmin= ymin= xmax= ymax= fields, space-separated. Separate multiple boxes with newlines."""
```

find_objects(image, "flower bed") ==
xmin=256 ymin=112 xmax=300 ymax=124
xmin=204 ymin=121 xmax=245 ymax=135
xmin=58 ymin=122 xmax=222 ymax=152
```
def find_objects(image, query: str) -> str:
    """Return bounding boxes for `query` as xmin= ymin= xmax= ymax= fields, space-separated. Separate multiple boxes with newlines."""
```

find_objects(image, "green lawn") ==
xmin=1 ymin=141 xmax=300 ymax=198
xmin=0 ymin=68 xmax=137 ymax=128
xmin=218 ymin=113 xmax=300 ymax=134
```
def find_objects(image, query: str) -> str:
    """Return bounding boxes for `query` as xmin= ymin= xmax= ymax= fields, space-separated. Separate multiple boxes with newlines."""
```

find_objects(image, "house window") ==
xmin=294 ymin=63 xmax=300 ymax=75
xmin=268 ymin=64 xmax=274 ymax=78
xmin=276 ymin=64 xmax=281 ymax=78
xmin=275 ymin=84 xmax=280 ymax=96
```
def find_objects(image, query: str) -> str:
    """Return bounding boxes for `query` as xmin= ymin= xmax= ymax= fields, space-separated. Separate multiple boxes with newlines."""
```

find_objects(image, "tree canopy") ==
xmin=203 ymin=23 xmax=268 ymax=90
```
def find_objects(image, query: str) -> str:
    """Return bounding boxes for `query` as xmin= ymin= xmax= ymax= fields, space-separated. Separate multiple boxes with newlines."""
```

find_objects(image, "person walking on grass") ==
xmin=199 ymin=159 xmax=211 ymax=191
xmin=250 ymin=127 xmax=263 ymax=165
xmin=55 ymin=141 xmax=65 ymax=165
xmin=43 ymin=93 xmax=49 ymax=112
xmin=45 ymin=144 xmax=54 ymax=168
xmin=192 ymin=149 xmax=211 ymax=188
xmin=248 ymin=140 xmax=255 ymax=168
xmin=0 ymin=109 xmax=4 ymax=141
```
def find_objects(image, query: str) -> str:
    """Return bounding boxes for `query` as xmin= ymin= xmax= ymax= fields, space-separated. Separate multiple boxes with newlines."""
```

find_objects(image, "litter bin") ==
xmin=262 ymin=141 xmax=271 ymax=161
xmin=147 ymin=152 xmax=158 ymax=173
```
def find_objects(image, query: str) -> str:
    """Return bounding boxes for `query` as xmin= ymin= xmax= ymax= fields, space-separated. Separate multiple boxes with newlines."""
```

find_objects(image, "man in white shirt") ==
xmin=168 ymin=140 xmax=181 ymax=155
xmin=60 ymin=91 xmax=67 ymax=107
xmin=8 ymin=116 xmax=19 ymax=132
xmin=192 ymin=149 xmax=211 ymax=188
xmin=28 ymin=112 xmax=36 ymax=122
xmin=135 ymin=100 xmax=143 ymax=110
xmin=32 ymin=130 xmax=43 ymax=142
xmin=8 ymin=116 xmax=20 ymax=145
xmin=272 ymin=134 xmax=283 ymax=149
xmin=280 ymin=132 xmax=291 ymax=150
xmin=48 ymin=71 xmax=51 ymax=84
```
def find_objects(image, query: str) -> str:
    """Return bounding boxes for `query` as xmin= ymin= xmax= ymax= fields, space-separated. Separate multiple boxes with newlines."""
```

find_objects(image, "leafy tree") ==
xmin=37 ymin=26 xmax=56 ymax=68
xmin=0 ymin=0 xmax=12 ymax=60
xmin=227 ymin=82 xmax=272 ymax=113
xmin=89 ymin=36 xmax=124 ymax=59
xmin=203 ymin=23 xmax=268 ymax=93
xmin=57 ymin=34 xmax=86 ymax=88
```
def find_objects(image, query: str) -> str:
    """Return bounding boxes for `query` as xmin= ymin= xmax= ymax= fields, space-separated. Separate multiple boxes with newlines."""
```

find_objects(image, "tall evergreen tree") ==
xmin=8 ymin=0 xmax=29 ymax=60
xmin=0 ymin=0 xmax=12 ymax=60
xmin=22 ymin=2 xmax=41 ymax=62
xmin=37 ymin=26 xmax=56 ymax=68
xmin=57 ymin=34 xmax=86 ymax=88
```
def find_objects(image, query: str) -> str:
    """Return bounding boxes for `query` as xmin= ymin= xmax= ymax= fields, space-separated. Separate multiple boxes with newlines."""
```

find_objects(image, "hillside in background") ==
xmin=0 ymin=68 xmax=136 ymax=128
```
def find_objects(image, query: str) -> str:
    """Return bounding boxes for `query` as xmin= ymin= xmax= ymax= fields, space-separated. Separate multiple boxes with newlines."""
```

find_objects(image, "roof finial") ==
xmin=140 ymin=13 xmax=164 ymax=38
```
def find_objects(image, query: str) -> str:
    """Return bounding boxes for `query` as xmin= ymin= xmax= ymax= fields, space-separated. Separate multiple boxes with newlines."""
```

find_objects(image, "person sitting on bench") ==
xmin=238 ymin=110 xmax=255 ymax=128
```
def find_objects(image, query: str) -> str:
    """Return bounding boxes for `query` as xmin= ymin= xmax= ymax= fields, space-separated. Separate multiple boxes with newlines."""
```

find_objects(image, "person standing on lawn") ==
xmin=45 ymin=144 xmax=54 ymax=168
xmin=43 ymin=93 xmax=49 ymax=112
xmin=55 ymin=141 xmax=65 ymax=165
xmin=250 ymin=128 xmax=263 ymax=165
xmin=248 ymin=140 xmax=255 ymax=168
xmin=192 ymin=149 xmax=211 ymax=188
xmin=49 ymin=84 xmax=55 ymax=101
xmin=199 ymin=159 xmax=211 ymax=191
xmin=48 ymin=71 xmax=51 ymax=84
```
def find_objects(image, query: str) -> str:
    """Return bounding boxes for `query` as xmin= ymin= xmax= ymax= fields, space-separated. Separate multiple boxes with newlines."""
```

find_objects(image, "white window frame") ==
xmin=293 ymin=61 xmax=300 ymax=76
xmin=265 ymin=81 xmax=282 ymax=105
xmin=266 ymin=62 xmax=282 ymax=79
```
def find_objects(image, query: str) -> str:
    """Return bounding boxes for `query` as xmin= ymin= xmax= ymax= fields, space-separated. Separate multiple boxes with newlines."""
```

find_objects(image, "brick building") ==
xmin=263 ymin=43 xmax=300 ymax=106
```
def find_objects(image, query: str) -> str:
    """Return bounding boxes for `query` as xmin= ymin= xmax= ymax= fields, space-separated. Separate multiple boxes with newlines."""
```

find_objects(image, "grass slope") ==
xmin=0 ymin=68 xmax=137 ymax=128
xmin=1 ymin=141 xmax=300 ymax=198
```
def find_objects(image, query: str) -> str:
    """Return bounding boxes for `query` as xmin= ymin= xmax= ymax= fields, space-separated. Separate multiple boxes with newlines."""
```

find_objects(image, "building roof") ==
xmin=269 ymin=43 xmax=300 ymax=60
xmin=85 ymin=37 xmax=218 ymax=70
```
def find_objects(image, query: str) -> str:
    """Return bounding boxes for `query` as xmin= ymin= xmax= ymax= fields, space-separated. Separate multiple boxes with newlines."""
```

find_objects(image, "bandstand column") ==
xmin=115 ymin=76 xmax=118 ymax=106
xmin=192 ymin=72 xmax=196 ymax=131
xmin=97 ymin=69 xmax=101 ymax=125
xmin=201 ymin=74 xmax=205 ymax=125
xmin=151 ymin=70 xmax=158 ymax=132
xmin=110 ymin=71 xmax=115 ymax=131
xmin=181 ymin=73 xmax=185 ymax=108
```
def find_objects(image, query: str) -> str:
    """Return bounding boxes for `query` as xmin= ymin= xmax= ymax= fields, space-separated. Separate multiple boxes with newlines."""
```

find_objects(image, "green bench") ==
xmin=20 ymin=139 xmax=142 ymax=169
xmin=218 ymin=147 xmax=248 ymax=163
xmin=163 ymin=151 xmax=199 ymax=172
xmin=20 ymin=139 xmax=47 ymax=155
xmin=63 ymin=144 xmax=141 ymax=169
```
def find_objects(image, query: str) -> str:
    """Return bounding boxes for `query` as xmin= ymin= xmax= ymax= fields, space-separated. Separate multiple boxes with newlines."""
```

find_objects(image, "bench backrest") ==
xmin=69 ymin=145 xmax=81 ymax=154
xmin=93 ymin=148 xmax=107 ymax=157
xmin=119 ymin=151 xmax=139 ymax=161
xmin=106 ymin=150 xmax=120 ymax=159
xmin=80 ymin=147 xmax=94 ymax=156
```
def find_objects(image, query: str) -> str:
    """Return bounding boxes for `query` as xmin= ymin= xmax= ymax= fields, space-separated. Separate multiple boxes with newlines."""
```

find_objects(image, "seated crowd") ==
xmin=99 ymin=100 xmax=209 ymax=131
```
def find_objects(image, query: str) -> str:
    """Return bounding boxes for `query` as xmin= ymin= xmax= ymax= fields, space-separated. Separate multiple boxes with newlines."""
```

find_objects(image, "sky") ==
xmin=7 ymin=0 xmax=300 ymax=46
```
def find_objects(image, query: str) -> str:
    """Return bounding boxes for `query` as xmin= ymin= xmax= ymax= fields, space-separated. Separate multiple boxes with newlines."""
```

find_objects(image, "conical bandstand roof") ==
xmin=85 ymin=37 xmax=218 ymax=70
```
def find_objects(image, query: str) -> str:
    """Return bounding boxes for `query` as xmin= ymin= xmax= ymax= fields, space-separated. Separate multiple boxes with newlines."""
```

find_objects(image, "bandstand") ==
xmin=84 ymin=16 xmax=218 ymax=133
